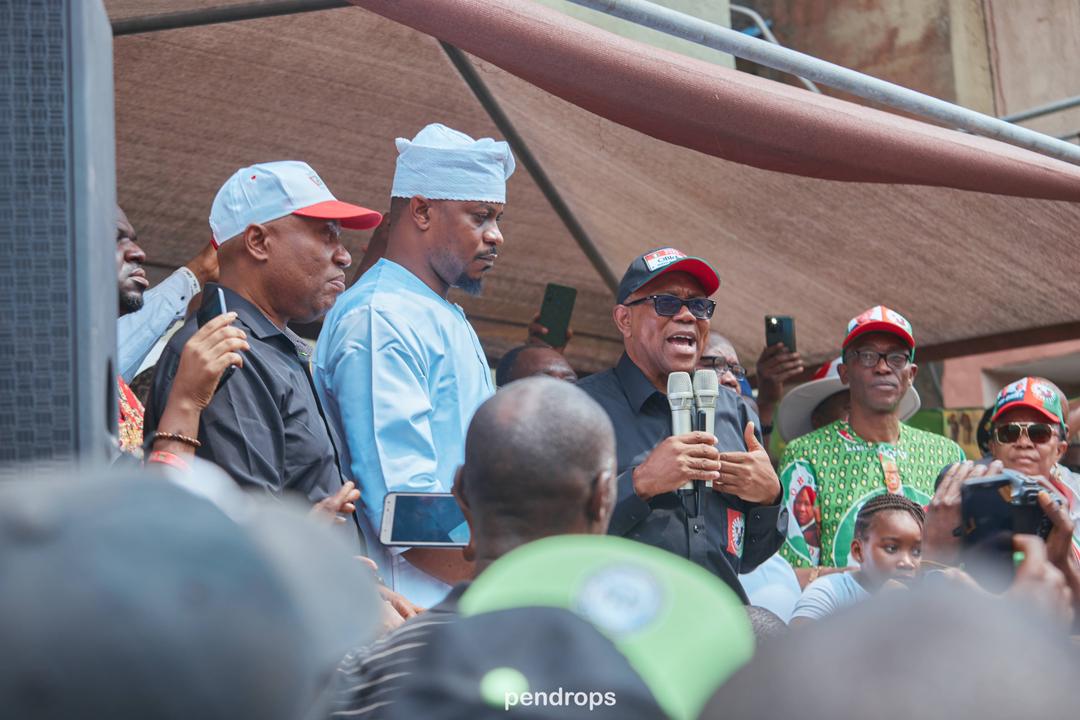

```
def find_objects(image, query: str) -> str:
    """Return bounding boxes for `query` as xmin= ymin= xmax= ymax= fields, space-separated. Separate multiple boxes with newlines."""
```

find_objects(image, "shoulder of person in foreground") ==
xmin=790 ymin=571 xmax=866 ymax=623
xmin=332 ymin=605 xmax=460 ymax=716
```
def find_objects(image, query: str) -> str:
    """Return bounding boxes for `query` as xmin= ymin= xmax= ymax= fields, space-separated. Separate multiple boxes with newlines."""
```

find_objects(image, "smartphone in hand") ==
xmin=380 ymin=492 xmax=470 ymax=547
xmin=196 ymin=287 xmax=228 ymax=328
xmin=195 ymin=287 xmax=237 ymax=388
xmin=765 ymin=315 xmax=796 ymax=353
xmin=537 ymin=283 xmax=577 ymax=348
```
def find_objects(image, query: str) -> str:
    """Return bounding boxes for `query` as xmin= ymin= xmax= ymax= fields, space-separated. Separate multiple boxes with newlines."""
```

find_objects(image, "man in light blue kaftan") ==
xmin=315 ymin=124 xmax=515 ymax=607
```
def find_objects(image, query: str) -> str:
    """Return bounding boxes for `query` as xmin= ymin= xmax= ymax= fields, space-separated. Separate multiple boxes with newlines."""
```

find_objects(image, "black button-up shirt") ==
xmin=578 ymin=353 xmax=787 ymax=602
xmin=144 ymin=284 xmax=348 ymax=506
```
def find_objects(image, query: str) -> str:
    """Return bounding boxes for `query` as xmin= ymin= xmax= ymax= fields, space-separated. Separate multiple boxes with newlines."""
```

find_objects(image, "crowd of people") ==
xmin=4 ymin=120 xmax=1078 ymax=718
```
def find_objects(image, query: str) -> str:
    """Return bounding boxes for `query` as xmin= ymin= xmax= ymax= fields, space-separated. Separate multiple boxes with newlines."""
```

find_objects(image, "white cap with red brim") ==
xmin=209 ymin=160 xmax=382 ymax=247
xmin=776 ymin=357 xmax=921 ymax=442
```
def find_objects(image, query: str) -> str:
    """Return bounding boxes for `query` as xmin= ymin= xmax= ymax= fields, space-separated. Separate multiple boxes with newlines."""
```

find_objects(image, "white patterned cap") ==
xmin=391 ymin=123 xmax=516 ymax=203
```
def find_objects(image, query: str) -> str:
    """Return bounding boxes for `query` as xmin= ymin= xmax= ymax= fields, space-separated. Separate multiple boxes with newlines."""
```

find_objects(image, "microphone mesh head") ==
xmin=693 ymin=369 xmax=719 ymax=406
xmin=667 ymin=371 xmax=695 ymax=410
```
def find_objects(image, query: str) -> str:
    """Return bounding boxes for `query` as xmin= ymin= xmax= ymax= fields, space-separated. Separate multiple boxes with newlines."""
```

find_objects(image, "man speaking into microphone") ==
xmin=578 ymin=249 xmax=786 ymax=601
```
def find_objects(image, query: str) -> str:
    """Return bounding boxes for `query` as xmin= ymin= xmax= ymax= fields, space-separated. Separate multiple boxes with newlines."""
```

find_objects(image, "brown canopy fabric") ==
xmin=105 ymin=0 xmax=1080 ymax=377
xmin=350 ymin=0 xmax=1080 ymax=201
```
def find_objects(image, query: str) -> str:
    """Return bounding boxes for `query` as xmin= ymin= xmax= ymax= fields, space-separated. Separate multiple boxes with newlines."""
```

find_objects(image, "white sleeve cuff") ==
xmin=175 ymin=266 xmax=201 ymax=298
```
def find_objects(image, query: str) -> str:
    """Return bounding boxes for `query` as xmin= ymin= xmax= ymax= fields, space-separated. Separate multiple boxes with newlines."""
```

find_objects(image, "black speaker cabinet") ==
xmin=0 ymin=0 xmax=117 ymax=475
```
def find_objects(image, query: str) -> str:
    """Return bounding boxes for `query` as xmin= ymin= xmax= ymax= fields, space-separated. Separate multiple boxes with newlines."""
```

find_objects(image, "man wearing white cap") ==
xmin=145 ymin=161 xmax=381 ymax=525
xmin=775 ymin=306 xmax=963 ymax=584
xmin=314 ymin=124 xmax=516 ymax=606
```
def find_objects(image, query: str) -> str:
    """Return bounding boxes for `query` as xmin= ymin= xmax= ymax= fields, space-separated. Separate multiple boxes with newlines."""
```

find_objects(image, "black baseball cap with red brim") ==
xmin=616 ymin=247 xmax=721 ymax=304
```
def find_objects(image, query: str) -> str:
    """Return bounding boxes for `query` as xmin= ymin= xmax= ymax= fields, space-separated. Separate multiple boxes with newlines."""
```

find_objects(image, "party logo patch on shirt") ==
xmin=727 ymin=509 xmax=745 ymax=558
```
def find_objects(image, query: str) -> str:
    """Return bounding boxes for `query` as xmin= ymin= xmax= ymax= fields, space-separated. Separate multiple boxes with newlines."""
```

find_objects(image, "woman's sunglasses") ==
xmin=992 ymin=422 xmax=1058 ymax=446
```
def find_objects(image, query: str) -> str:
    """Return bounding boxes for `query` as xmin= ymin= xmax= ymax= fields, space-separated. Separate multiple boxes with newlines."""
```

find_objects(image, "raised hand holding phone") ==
xmin=196 ymin=287 xmax=242 ymax=390
xmin=151 ymin=311 xmax=249 ymax=460
xmin=170 ymin=311 xmax=249 ymax=412
xmin=529 ymin=283 xmax=577 ymax=351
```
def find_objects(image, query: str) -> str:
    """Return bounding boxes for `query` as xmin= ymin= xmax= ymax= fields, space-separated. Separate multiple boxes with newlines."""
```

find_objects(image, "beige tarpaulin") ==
xmin=106 ymin=0 xmax=1080 ymax=374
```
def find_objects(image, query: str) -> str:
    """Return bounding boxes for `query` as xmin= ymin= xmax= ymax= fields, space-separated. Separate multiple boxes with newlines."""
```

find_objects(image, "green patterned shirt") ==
xmin=778 ymin=420 xmax=965 ymax=568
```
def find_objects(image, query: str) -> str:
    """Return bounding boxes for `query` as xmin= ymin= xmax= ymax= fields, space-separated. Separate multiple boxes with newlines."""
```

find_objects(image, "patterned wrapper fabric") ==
xmin=117 ymin=376 xmax=145 ymax=458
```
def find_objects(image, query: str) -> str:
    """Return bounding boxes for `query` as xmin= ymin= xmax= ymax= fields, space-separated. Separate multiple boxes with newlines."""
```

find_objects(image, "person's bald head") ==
xmin=454 ymin=377 xmax=616 ymax=570
xmin=496 ymin=345 xmax=577 ymax=386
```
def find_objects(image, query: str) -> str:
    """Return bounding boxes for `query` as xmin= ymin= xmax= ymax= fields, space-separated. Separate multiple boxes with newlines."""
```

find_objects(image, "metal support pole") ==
xmin=729 ymin=4 xmax=820 ymax=94
xmin=441 ymin=43 xmax=620 ymax=293
xmin=111 ymin=0 xmax=348 ymax=36
xmin=568 ymin=0 xmax=1080 ymax=166
xmin=1000 ymin=94 xmax=1080 ymax=124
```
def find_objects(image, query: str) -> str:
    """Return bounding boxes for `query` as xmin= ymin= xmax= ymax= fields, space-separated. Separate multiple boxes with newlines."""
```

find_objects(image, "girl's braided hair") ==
xmin=854 ymin=493 xmax=925 ymax=539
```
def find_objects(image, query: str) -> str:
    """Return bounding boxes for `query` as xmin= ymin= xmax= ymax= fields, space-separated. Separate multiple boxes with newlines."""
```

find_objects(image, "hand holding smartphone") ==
xmin=196 ymin=287 xmax=238 ymax=389
xmin=535 ymin=283 xmax=577 ymax=349
xmin=765 ymin=315 xmax=796 ymax=353
xmin=380 ymin=492 xmax=470 ymax=547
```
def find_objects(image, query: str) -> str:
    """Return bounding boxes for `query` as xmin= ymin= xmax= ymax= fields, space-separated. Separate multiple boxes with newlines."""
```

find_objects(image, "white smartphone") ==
xmin=379 ymin=492 xmax=470 ymax=547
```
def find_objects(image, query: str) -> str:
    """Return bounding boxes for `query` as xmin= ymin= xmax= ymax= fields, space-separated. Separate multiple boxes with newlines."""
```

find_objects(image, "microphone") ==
xmin=667 ymin=371 xmax=695 ymax=491
xmin=694 ymin=370 xmax=719 ymax=491
xmin=692 ymin=369 xmax=719 ymax=438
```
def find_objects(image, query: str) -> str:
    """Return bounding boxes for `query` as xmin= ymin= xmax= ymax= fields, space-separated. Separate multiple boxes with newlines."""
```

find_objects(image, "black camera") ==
xmin=960 ymin=470 xmax=1053 ymax=592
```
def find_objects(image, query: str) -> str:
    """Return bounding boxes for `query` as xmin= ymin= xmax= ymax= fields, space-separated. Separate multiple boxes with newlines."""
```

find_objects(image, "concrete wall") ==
xmin=739 ymin=0 xmax=963 ymax=107
xmin=942 ymin=339 xmax=1080 ymax=407
xmin=985 ymin=0 xmax=1080 ymax=140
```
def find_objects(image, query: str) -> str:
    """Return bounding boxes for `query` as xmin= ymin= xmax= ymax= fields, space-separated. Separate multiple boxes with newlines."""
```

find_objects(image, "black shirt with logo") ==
xmin=577 ymin=353 xmax=787 ymax=602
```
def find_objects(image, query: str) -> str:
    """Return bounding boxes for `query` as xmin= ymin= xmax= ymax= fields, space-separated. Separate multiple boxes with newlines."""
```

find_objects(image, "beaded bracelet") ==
xmin=149 ymin=431 xmax=201 ymax=449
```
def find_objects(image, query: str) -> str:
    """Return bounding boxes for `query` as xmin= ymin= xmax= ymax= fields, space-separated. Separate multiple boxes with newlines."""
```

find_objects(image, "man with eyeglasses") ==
xmin=697 ymin=332 xmax=747 ymax=394
xmin=577 ymin=248 xmax=786 ymax=602
xmin=776 ymin=307 xmax=964 ymax=582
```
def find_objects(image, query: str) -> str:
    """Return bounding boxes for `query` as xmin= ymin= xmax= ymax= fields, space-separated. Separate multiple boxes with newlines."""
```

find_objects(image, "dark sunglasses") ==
xmin=623 ymin=294 xmax=716 ymax=320
xmin=992 ymin=422 xmax=1058 ymax=445
xmin=699 ymin=357 xmax=746 ymax=378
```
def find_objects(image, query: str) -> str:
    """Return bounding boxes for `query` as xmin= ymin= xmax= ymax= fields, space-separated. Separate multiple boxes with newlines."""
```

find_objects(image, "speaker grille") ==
xmin=0 ymin=0 xmax=76 ymax=466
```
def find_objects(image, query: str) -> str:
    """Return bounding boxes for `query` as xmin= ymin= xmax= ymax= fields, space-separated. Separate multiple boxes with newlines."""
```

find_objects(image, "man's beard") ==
xmin=432 ymin=245 xmax=487 ymax=297
xmin=452 ymin=272 xmax=484 ymax=296
xmin=118 ymin=288 xmax=145 ymax=315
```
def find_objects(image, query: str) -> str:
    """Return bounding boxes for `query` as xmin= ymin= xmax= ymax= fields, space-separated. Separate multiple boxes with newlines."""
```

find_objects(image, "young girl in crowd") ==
xmin=790 ymin=493 xmax=925 ymax=624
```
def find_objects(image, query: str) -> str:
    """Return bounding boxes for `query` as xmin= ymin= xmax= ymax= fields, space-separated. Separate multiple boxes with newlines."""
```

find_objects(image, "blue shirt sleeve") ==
xmin=116 ymin=268 xmax=199 ymax=381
